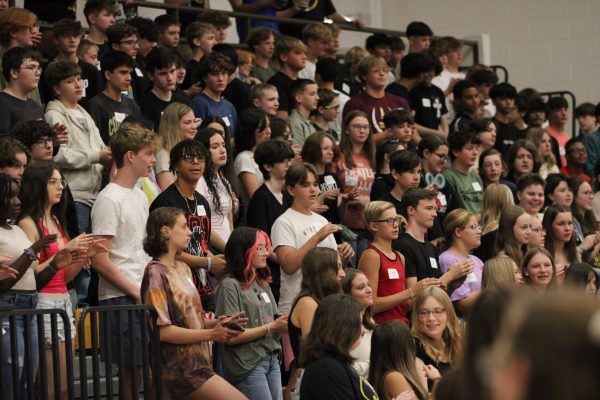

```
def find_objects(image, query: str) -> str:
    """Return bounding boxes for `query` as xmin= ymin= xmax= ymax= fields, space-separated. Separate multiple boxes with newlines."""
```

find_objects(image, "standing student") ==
xmin=251 ymin=83 xmax=280 ymax=116
xmin=288 ymin=78 xmax=319 ymax=147
xmin=125 ymin=16 xmax=159 ymax=67
xmin=520 ymin=247 xmax=558 ymax=291
xmin=181 ymin=22 xmax=216 ymax=93
xmin=247 ymin=27 xmax=277 ymax=84
xmin=449 ymin=80 xmax=480 ymax=135
xmin=297 ymin=23 xmax=333 ymax=81
xmin=141 ymin=207 xmax=246 ymax=400
xmin=545 ymin=96 xmax=571 ymax=167
xmin=370 ymin=138 xmax=404 ymax=201
xmin=154 ymin=14 xmax=181 ymax=50
xmin=516 ymin=173 xmax=545 ymax=218
xmin=493 ymin=205 xmax=532 ymax=268
xmin=83 ymin=0 xmax=116 ymax=59
xmin=383 ymin=109 xmax=415 ymax=150
xmin=406 ymin=21 xmax=433 ymax=53
xmin=311 ymin=88 xmax=340 ymax=142
xmin=542 ymin=204 xmax=580 ymax=280
xmin=490 ymin=82 xmax=520 ymax=155
xmin=505 ymin=139 xmax=539 ymax=185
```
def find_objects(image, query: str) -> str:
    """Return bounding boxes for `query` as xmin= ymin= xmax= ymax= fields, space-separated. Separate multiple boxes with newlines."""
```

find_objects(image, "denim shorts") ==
xmin=36 ymin=293 xmax=76 ymax=342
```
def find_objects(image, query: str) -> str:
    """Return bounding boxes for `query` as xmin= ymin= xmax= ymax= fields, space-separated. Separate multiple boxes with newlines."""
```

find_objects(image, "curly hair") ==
xmin=144 ymin=207 xmax=184 ymax=258
xmin=0 ymin=137 xmax=30 ymax=168
xmin=10 ymin=120 xmax=58 ymax=157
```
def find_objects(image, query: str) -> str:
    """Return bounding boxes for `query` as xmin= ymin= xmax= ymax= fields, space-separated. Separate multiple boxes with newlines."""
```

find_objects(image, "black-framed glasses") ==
xmin=433 ymin=152 xmax=449 ymax=161
xmin=569 ymin=148 xmax=586 ymax=155
xmin=374 ymin=217 xmax=400 ymax=226
xmin=19 ymin=64 xmax=42 ymax=73
xmin=119 ymin=39 xmax=139 ymax=47
xmin=181 ymin=154 xmax=205 ymax=163
xmin=34 ymin=137 xmax=53 ymax=147
xmin=418 ymin=308 xmax=446 ymax=318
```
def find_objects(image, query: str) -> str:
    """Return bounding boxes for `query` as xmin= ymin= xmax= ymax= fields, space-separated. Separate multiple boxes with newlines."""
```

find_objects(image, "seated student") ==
xmin=288 ymin=79 xmax=318 ymax=147
xmin=516 ymin=173 xmax=545 ymax=219
xmin=449 ymin=80 xmax=480 ymax=135
xmin=251 ymin=83 xmax=279 ymax=116
xmin=561 ymin=136 xmax=591 ymax=182
xmin=139 ymin=47 xmax=191 ymax=129
xmin=343 ymin=55 xmax=411 ymax=143
xmin=406 ymin=21 xmax=433 ymax=54
xmin=505 ymin=139 xmax=540 ymax=185
xmin=106 ymin=22 xmax=150 ymax=102
xmin=154 ymin=14 xmax=180 ymax=50
xmin=0 ymin=137 xmax=29 ymax=184
xmin=432 ymin=36 xmax=465 ymax=100
xmin=85 ymin=50 xmax=141 ymax=145
xmin=394 ymin=188 xmax=473 ymax=292
xmin=315 ymin=57 xmax=350 ymax=133
xmin=267 ymin=35 xmax=307 ymax=120
xmin=385 ymin=52 xmax=424 ymax=105
xmin=246 ymin=27 xmax=278 ymax=84
xmin=489 ymin=82 xmax=520 ymax=155
xmin=443 ymin=130 xmax=484 ymax=214
xmin=311 ymin=88 xmax=340 ymax=141
xmin=125 ymin=17 xmax=159 ymax=67
xmin=545 ymin=96 xmax=571 ymax=167
xmin=365 ymin=34 xmax=394 ymax=85
xmin=235 ymin=48 xmax=260 ymax=86
xmin=38 ymin=19 xmax=101 ymax=108
xmin=197 ymin=10 xmax=231 ymax=44
xmin=575 ymin=102 xmax=598 ymax=136
xmin=370 ymin=138 xmax=404 ymax=201
xmin=298 ymin=23 xmax=333 ymax=81
xmin=584 ymin=103 xmax=600 ymax=175
xmin=181 ymin=22 xmax=216 ymax=96
xmin=77 ymin=40 xmax=100 ymax=69
xmin=209 ymin=45 xmax=254 ymax=118
xmin=466 ymin=65 xmax=499 ymax=118
xmin=83 ymin=0 xmax=116 ymax=60
xmin=271 ymin=162 xmax=354 ymax=314
xmin=192 ymin=52 xmax=238 ymax=136
xmin=334 ymin=46 xmax=369 ymax=98
xmin=0 ymin=47 xmax=43 ymax=136
xmin=383 ymin=109 xmax=415 ymax=150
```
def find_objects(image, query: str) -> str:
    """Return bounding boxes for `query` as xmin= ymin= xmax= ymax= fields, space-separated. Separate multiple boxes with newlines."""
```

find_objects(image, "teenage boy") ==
xmin=545 ymin=96 xmax=570 ymax=167
xmin=343 ymin=55 xmax=411 ymax=142
xmin=449 ymin=80 xmax=480 ymax=135
xmin=251 ymin=83 xmax=279 ymax=116
xmin=83 ymin=0 xmax=116 ymax=60
xmin=365 ymin=33 xmax=395 ymax=84
xmin=91 ymin=122 xmax=158 ymax=397
xmin=0 ymin=137 xmax=29 ymax=183
xmin=39 ymin=19 xmax=101 ymax=107
xmin=125 ymin=17 xmax=159 ymax=66
xmin=288 ymin=79 xmax=319 ymax=147
xmin=406 ymin=21 xmax=433 ymax=53
xmin=561 ymin=137 xmax=591 ymax=182
xmin=394 ymin=188 xmax=472 ymax=292
xmin=212 ymin=44 xmax=254 ymax=117
xmin=139 ymin=47 xmax=191 ymax=129
xmin=192 ymin=52 xmax=238 ymax=135
xmin=247 ymin=27 xmax=277 ymax=84
xmin=311 ymin=88 xmax=340 ymax=141
xmin=86 ymin=50 xmax=141 ymax=145
xmin=298 ymin=23 xmax=333 ymax=81
xmin=181 ymin=22 xmax=216 ymax=92
xmin=154 ymin=14 xmax=180 ymax=50
xmin=584 ymin=103 xmax=600 ymax=175
xmin=575 ymin=102 xmax=598 ymax=136
xmin=383 ymin=110 xmax=414 ymax=149
xmin=432 ymin=36 xmax=465 ymax=98
xmin=267 ymin=35 xmax=307 ymax=119
xmin=442 ymin=130 xmax=483 ymax=214
xmin=381 ymin=150 xmax=422 ymax=211
xmin=0 ymin=47 xmax=43 ymax=136
xmin=385 ymin=52 xmax=425 ymax=103
xmin=490 ymin=82 xmax=521 ymax=155
xmin=197 ymin=10 xmax=231 ymax=44
xmin=468 ymin=66 xmax=499 ymax=118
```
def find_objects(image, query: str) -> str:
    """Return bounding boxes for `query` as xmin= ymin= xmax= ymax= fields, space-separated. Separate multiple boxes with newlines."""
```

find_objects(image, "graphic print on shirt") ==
xmin=187 ymin=213 xmax=211 ymax=296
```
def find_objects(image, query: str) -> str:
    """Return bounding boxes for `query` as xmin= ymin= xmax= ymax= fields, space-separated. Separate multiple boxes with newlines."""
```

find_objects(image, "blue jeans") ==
xmin=0 ymin=292 xmax=39 ymax=400
xmin=73 ymin=202 xmax=92 ymax=307
xmin=235 ymin=352 xmax=282 ymax=400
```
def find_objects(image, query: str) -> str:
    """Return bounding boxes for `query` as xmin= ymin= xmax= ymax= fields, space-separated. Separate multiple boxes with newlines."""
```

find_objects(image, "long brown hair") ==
xmin=341 ymin=269 xmax=376 ymax=330
xmin=339 ymin=110 xmax=376 ymax=169
xmin=297 ymin=247 xmax=341 ymax=301
xmin=493 ymin=205 xmax=528 ymax=266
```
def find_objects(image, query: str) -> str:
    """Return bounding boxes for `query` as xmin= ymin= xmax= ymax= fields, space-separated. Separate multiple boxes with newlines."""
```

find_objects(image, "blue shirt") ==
xmin=191 ymin=92 xmax=238 ymax=136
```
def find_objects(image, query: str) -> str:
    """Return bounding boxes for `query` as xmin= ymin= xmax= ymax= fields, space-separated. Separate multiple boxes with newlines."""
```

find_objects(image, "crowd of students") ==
xmin=0 ymin=1 xmax=599 ymax=399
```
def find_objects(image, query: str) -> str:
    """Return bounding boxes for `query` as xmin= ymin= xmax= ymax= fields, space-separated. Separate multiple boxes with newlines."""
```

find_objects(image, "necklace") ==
xmin=174 ymin=182 xmax=197 ymax=216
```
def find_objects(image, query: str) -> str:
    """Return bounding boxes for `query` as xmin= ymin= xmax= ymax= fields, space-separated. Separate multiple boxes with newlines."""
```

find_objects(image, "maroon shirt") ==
xmin=342 ymin=91 xmax=411 ymax=134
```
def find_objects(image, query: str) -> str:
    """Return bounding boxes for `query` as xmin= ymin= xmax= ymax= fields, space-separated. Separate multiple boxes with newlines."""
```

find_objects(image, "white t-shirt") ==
xmin=91 ymin=183 xmax=151 ymax=301
xmin=234 ymin=150 xmax=264 ymax=206
xmin=432 ymin=69 xmax=466 ymax=120
xmin=298 ymin=60 xmax=316 ymax=80
xmin=196 ymin=175 xmax=233 ymax=242
xmin=0 ymin=226 xmax=37 ymax=291
xmin=271 ymin=208 xmax=338 ymax=313
xmin=153 ymin=148 xmax=170 ymax=175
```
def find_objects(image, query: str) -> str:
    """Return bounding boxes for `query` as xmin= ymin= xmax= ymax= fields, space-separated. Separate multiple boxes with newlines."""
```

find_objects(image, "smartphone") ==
xmin=223 ymin=321 xmax=245 ymax=332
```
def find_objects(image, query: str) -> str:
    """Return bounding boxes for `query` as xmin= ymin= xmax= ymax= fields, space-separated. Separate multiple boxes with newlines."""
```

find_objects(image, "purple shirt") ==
xmin=439 ymin=251 xmax=483 ymax=302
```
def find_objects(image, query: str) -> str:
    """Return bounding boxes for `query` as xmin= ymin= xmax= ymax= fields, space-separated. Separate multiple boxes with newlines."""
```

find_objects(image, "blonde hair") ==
xmin=439 ymin=208 xmax=475 ymax=253
xmin=344 ymin=46 xmax=369 ymax=79
xmin=274 ymin=35 xmax=307 ymax=65
xmin=481 ymin=183 xmax=515 ymax=234
xmin=301 ymin=23 xmax=334 ymax=43
xmin=357 ymin=55 xmax=389 ymax=83
xmin=364 ymin=200 xmax=396 ymax=231
xmin=236 ymin=48 xmax=254 ymax=65
xmin=0 ymin=7 xmax=38 ymax=47
xmin=111 ymin=122 xmax=159 ymax=169
xmin=482 ymin=256 xmax=516 ymax=290
xmin=526 ymin=127 xmax=556 ymax=168
xmin=158 ymin=102 xmax=194 ymax=153
xmin=411 ymin=287 xmax=463 ymax=364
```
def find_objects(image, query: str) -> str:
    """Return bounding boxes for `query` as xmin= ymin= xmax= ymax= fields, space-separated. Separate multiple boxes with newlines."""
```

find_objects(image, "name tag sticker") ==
xmin=422 ymin=98 xmax=432 ymax=107
xmin=261 ymin=292 xmax=271 ymax=303
xmin=437 ymin=192 xmax=447 ymax=206
xmin=197 ymin=205 xmax=206 ymax=216
xmin=388 ymin=268 xmax=400 ymax=280
xmin=342 ymin=83 xmax=350 ymax=94
xmin=559 ymin=147 xmax=566 ymax=156
xmin=429 ymin=257 xmax=438 ymax=269
xmin=135 ymin=68 xmax=144 ymax=77
xmin=345 ymin=175 xmax=359 ymax=187
xmin=114 ymin=112 xmax=126 ymax=123
xmin=222 ymin=116 xmax=231 ymax=126
xmin=465 ymin=272 xmax=478 ymax=283
xmin=472 ymin=182 xmax=482 ymax=192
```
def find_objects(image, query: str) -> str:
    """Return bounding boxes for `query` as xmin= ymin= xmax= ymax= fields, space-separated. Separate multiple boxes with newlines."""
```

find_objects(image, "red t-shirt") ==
xmin=369 ymin=244 xmax=409 ymax=325
xmin=546 ymin=126 xmax=570 ymax=167
xmin=559 ymin=166 xmax=591 ymax=182
xmin=336 ymin=153 xmax=375 ymax=230
xmin=343 ymin=91 xmax=411 ymax=134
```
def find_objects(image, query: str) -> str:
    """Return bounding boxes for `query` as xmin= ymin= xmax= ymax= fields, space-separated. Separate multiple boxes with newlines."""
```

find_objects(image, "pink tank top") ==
xmin=38 ymin=218 xmax=69 ymax=293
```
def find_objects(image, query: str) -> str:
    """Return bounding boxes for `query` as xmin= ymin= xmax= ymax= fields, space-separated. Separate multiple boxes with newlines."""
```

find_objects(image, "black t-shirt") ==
xmin=383 ymin=191 xmax=444 ymax=242
xmin=85 ymin=92 xmax=141 ymax=144
xmin=267 ymin=71 xmax=295 ymax=113
xmin=410 ymin=84 xmax=448 ymax=129
xmin=394 ymin=232 xmax=441 ymax=280
xmin=414 ymin=336 xmax=451 ymax=390
xmin=493 ymin=118 xmax=523 ymax=157
xmin=449 ymin=112 xmax=472 ymax=135
xmin=370 ymin=173 xmax=394 ymax=201
xmin=0 ymin=92 xmax=43 ymax=137
xmin=40 ymin=60 xmax=101 ymax=108
xmin=222 ymin=78 xmax=253 ymax=118
xmin=139 ymin=90 xmax=192 ymax=131
xmin=385 ymin=82 xmax=412 ymax=105
xmin=24 ymin=0 xmax=75 ymax=22
xmin=318 ymin=172 xmax=342 ymax=224
xmin=182 ymin=59 xmax=201 ymax=90
xmin=279 ymin=0 xmax=337 ymax=39
xmin=473 ymin=229 xmax=496 ymax=262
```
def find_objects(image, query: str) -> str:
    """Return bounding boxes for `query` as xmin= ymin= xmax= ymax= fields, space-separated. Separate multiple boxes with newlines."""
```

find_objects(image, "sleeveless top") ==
xmin=369 ymin=244 xmax=408 ymax=324
xmin=38 ymin=217 xmax=69 ymax=293
xmin=288 ymin=294 xmax=317 ymax=360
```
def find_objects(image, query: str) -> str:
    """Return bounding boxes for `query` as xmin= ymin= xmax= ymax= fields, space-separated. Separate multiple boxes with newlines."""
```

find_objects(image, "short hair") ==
xmin=302 ymin=23 xmax=333 ymax=43
xmin=10 ymin=120 xmax=57 ymax=154
xmin=429 ymin=37 xmax=450 ymax=59
xmin=515 ymin=95 xmax=528 ymax=113
xmin=516 ymin=173 xmax=545 ymax=193
xmin=1 ymin=47 xmax=41 ymax=82
xmin=212 ymin=43 xmax=239 ymax=66
xmin=406 ymin=21 xmax=433 ymax=37
xmin=0 ymin=8 xmax=38 ymax=47
xmin=168 ymin=139 xmax=209 ymax=173
xmin=595 ymin=102 xmax=600 ymax=118
xmin=547 ymin=96 xmax=569 ymax=111
xmin=357 ymin=55 xmax=389 ymax=83
xmin=400 ymin=188 xmax=437 ymax=219
xmin=417 ymin=135 xmax=448 ymax=157
xmin=76 ymin=40 xmax=99 ymax=59
xmin=236 ymin=48 xmax=254 ymax=65
xmin=154 ymin=14 xmax=180 ymax=34
xmin=196 ymin=52 xmax=234 ymax=81
xmin=254 ymin=140 xmax=295 ymax=179
xmin=269 ymin=116 xmax=290 ymax=141
xmin=110 ymin=122 xmax=159 ymax=169
xmin=84 ymin=0 xmax=117 ymax=19
xmin=390 ymin=36 xmax=406 ymax=52
xmin=565 ymin=136 xmax=586 ymax=156
xmin=107 ymin=23 xmax=138 ymax=46
xmin=100 ymin=50 xmax=135 ymax=75
xmin=245 ymin=26 xmax=276 ymax=51
xmin=52 ymin=18 xmax=84 ymax=38
xmin=316 ymin=88 xmax=338 ymax=110
xmin=390 ymin=150 xmax=421 ymax=175
xmin=364 ymin=200 xmax=396 ymax=225
xmin=126 ymin=17 xmax=159 ymax=42
xmin=384 ymin=109 xmax=414 ymax=129
xmin=0 ymin=137 xmax=31 ymax=168
xmin=285 ymin=162 xmax=318 ymax=189
xmin=448 ymin=130 xmax=481 ymax=161
xmin=197 ymin=10 xmax=231 ymax=29
xmin=452 ymin=79 xmax=478 ymax=101
xmin=466 ymin=65 xmax=499 ymax=87
xmin=489 ymin=82 xmax=517 ymax=100
xmin=528 ymin=98 xmax=548 ymax=114
xmin=251 ymin=83 xmax=277 ymax=101
xmin=290 ymin=78 xmax=316 ymax=100
xmin=274 ymin=35 xmax=306 ymax=64
xmin=315 ymin=58 xmax=339 ymax=83
xmin=186 ymin=22 xmax=216 ymax=50
xmin=574 ymin=102 xmax=596 ymax=118
xmin=44 ymin=61 xmax=82 ymax=93
xmin=365 ymin=34 xmax=392 ymax=51
xmin=145 ymin=47 xmax=177 ymax=73
xmin=443 ymin=36 xmax=462 ymax=51
xmin=399 ymin=52 xmax=429 ymax=79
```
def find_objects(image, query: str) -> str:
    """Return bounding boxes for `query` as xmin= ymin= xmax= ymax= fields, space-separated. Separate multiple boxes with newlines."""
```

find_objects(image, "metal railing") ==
xmin=540 ymin=91 xmax=577 ymax=136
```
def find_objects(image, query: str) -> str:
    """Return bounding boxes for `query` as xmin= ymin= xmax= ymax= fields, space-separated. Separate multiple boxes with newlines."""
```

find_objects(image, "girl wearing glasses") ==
xmin=438 ymin=208 xmax=484 ymax=315
xmin=359 ymin=201 xmax=438 ymax=324
xmin=569 ymin=177 xmax=599 ymax=241
xmin=411 ymin=287 xmax=463 ymax=388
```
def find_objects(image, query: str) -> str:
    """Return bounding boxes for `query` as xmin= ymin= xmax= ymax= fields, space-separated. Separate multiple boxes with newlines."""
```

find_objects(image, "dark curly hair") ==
xmin=10 ymin=120 xmax=59 ymax=158
xmin=144 ymin=207 xmax=184 ymax=258
xmin=0 ymin=137 xmax=31 ymax=168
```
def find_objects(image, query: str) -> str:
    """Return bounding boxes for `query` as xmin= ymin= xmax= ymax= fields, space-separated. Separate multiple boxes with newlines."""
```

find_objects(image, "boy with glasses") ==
xmin=561 ymin=137 xmax=591 ymax=182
